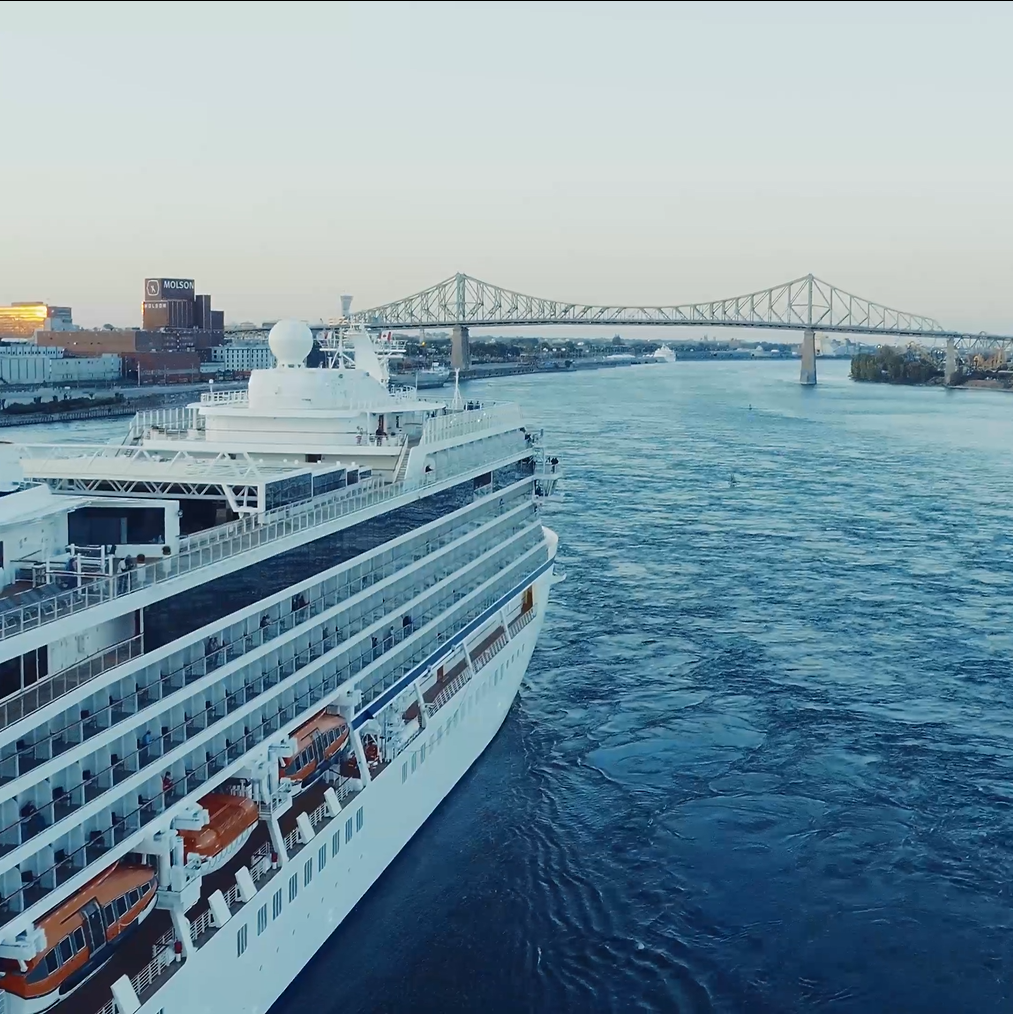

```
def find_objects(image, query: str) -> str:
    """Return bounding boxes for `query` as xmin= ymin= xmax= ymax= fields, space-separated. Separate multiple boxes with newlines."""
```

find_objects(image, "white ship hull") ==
xmin=135 ymin=566 xmax=552 ymax=1014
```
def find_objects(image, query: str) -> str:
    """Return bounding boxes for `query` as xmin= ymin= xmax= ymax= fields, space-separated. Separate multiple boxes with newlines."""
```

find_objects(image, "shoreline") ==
xmin=457 ymin=356 xmax=660 ymax=381
xmin=0 ymin=354 xmax=809 ymax=430
xmin=852 ymin=378 xmax=1013 ymax=394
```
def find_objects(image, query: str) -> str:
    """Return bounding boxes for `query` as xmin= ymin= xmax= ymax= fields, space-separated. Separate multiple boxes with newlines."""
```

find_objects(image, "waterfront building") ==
xmin=0 ymin=304 xmax=75 ymax=340
xmin=142 ymin=279 xmax=224 ymax=334
xmin=0 ymin=353 xmax=121 ymax=386
xmin=210 ymin=342 xmax=276 ymax=372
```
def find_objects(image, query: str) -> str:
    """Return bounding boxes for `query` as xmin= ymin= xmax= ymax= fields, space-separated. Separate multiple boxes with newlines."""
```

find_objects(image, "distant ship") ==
xmin=413 ymin=365 xmax=450 ymax=389
xmin=0 ymin=322 xmax=561 ymax=1014
xmin=652 ymin=345 xmax=677 ymax=363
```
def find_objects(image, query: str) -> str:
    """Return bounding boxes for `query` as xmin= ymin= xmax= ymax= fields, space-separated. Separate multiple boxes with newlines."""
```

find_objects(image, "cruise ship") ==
xmin=0 ymin=322 xmax=560 ymax=1014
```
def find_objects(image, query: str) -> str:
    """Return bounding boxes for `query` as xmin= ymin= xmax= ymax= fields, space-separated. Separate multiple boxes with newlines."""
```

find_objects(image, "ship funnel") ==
xmin=340 ymin=294 xmax=353 ymax=320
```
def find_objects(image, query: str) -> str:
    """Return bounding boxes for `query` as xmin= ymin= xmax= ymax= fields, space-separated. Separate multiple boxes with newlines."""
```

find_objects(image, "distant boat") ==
xmin=415 ymin=365 xmax=450 ymax=389
xmin=652 ymin=345 xmax=676 ymax=363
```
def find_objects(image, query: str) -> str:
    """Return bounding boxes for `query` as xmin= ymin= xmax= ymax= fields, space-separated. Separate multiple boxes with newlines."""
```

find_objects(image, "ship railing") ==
xmin=470 ymin=632 xmax=508 ymax=672
xmin=189 ymin=906 xmax=215 ymax=944
xmin=278 ymin=797 xmax=333 ymax=861
xmin=0 ymin=477 xmax=394 ymax=640
xmin=426 ymin=667 xmax=474 ymax=715
xmin=0 ymin=519 xmax=537 ymax=845
xmin=357 ymin=544 xmax=542 ymax=712
xmin=420 ymin=402 xmax=521 ymax=446
xmin=0 ymin=535 xmax=548 ymax=922
xmin=0 ymin=633 xmax=143 ymax=731
xmin=508 ymin=607 xmax=536 ymax=638
xmin=131 ymin=945 xmax=175 ymax=999
xmin=128 ymin=405 xmax=204 ymax=441
xmin=323 ymin=389 xmax=422 ymax=411
xmin=0 ymin=528 xmax=543 ymax=878
xmin=199 ymin=388 xmax=248 ymax=406
xmin=392 ymin=435 xmax=411 ymax=484
xmin=152 ymin=927 xmax=176 ymax=956
xmin=94 ymin=934 xmax=177 ymax=1014
xmin=0 ymin=435 xmax=528 ymax=643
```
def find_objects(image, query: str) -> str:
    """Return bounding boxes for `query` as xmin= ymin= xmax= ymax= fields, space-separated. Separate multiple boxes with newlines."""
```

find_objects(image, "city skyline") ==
xmin=3 ymin=3 xmax=1012 ymax=331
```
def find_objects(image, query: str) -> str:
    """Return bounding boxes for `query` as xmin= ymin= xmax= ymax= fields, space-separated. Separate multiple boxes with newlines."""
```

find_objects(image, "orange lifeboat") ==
xmin=280 ymin=710 xmax=349 ymax=787
xmin=179 ymin=793 xmax=260 ymax=874
xmin=0 ymin=863 xmax=156 ymax=1014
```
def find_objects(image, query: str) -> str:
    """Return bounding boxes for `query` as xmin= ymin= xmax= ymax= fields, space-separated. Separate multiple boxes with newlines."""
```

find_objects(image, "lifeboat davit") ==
xmin=179 ymin=793 xmax=260 ymax=874
xmin=0 ymin=863 xmax=157 ymax=1014
xmin=280 ymin=710 xmax=349 ymax=787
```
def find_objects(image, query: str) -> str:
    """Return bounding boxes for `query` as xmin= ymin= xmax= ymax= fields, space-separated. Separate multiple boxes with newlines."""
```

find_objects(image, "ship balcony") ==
xmin=1 ymin=429 xmax=531 ymax=649
xmin=0 ymin=483 xmax=531 ymax=787
xmin=0 ymin=474 xmax=533 ymax=756
xmin=0 ymin=489 xmax=547 ymax=932
xmin=0 ymin=533 xmax=547 ymax=928
xmin=0 ymin=635 xmax=146 ymax=746
xmin=65 ymin=568 xmax=543 ymax=1014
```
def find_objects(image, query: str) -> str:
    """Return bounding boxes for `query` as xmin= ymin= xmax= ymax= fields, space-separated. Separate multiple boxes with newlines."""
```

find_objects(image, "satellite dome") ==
xmin=268 ymin=319 xmax=313 ymax=367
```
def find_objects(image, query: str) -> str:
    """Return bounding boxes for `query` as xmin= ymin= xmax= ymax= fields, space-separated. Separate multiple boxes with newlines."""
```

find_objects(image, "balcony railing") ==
xmin=508 ymin=607 xmax=536 ymax=638
xmin=0 ymin=439 xmax=526 ymax=644
xmin=85 ymin=595 xmax=543 ymax=1014
xmin=0 ymin=634 xmax=144 ymax=731
xmin=420 ymin=403 xmax=521 ymax=445
xmin=0 ymin=534 xmax=544 ymax=922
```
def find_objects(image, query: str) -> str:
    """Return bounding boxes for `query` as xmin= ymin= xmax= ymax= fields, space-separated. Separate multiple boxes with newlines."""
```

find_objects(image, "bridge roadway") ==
xmin=226 ymin=272 xmax=1013 ymax=386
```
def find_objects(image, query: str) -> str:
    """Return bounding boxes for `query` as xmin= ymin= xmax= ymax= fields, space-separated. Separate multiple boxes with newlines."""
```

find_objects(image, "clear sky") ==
xmin=2 ymin=2 xmax=1011 ymax=332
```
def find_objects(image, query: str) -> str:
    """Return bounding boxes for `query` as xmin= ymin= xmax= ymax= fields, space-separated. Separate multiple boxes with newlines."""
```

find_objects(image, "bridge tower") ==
xmin=945 ymin=337 xmax=957 ymax=385
xmin=800 ymin=328 xmax=817 ymax=386
xmin=451 ymin=325 xmax=471 ymax=370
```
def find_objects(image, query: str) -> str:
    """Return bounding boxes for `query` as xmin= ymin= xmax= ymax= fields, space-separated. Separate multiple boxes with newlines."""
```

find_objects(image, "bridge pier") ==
xmin=451 ymin=325 xmax=471 ymax=370
xmin=799 ymin=328 xmax=817 ymax=386
xmin=945 ymin=337 xmax=957 ymax=385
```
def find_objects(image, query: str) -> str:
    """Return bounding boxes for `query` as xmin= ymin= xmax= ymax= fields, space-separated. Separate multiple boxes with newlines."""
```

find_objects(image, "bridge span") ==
xmin=349 ymin=272 xmax=1013 ymax=386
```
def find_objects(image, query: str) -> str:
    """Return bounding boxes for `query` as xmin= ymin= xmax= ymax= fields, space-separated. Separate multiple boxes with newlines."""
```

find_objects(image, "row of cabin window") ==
xmin=30 ymin=879 xmax=154 ymax=982
xmin=401 ymin=741 xmax=431 ymax=784
xmin=237 ymin=808 xmax=364 ymax=957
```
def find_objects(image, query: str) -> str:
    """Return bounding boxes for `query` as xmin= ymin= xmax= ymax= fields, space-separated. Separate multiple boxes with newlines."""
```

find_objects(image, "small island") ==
xmin=850 ymin=347 xmax=944 ymax=385
xmin=850 ymin=345 xmax=1013 ymax=391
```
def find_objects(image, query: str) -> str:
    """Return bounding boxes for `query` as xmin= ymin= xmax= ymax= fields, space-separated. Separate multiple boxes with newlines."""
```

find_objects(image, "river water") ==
xmin=25 ymin=361 xmax=1013 ymax=1012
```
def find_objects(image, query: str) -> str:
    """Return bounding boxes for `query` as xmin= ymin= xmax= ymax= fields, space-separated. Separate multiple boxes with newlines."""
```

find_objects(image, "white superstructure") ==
xmin=0 ymin=321 xmax=560 ymax=1014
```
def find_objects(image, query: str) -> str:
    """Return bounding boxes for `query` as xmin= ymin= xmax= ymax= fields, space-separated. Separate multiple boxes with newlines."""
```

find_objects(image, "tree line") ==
xmin=850 ymin=346 xmax=943 ymax=385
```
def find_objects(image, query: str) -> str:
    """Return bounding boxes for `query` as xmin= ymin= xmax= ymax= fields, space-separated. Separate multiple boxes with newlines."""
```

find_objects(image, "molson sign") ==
xmin=144 ymin=278 xmax=195 ymax=299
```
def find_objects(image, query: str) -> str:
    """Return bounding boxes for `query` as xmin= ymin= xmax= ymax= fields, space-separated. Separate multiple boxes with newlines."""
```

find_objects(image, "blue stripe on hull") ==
xmin=352 ymin=554 xmax=553 ymax=728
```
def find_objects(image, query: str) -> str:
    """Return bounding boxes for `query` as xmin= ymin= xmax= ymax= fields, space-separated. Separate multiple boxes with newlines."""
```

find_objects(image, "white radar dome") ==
xmin=268 ymin=319 xmax=313 ymax=367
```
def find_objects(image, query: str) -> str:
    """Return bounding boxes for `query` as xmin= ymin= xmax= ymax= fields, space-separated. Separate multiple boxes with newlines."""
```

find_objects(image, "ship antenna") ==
xmin=451 ymin=368 xmax=463 ymax=410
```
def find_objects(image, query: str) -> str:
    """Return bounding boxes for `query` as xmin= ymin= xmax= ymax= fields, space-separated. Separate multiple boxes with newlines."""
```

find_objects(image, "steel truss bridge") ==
xmin=351 ymin=272 xmax=1012 ymax=352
